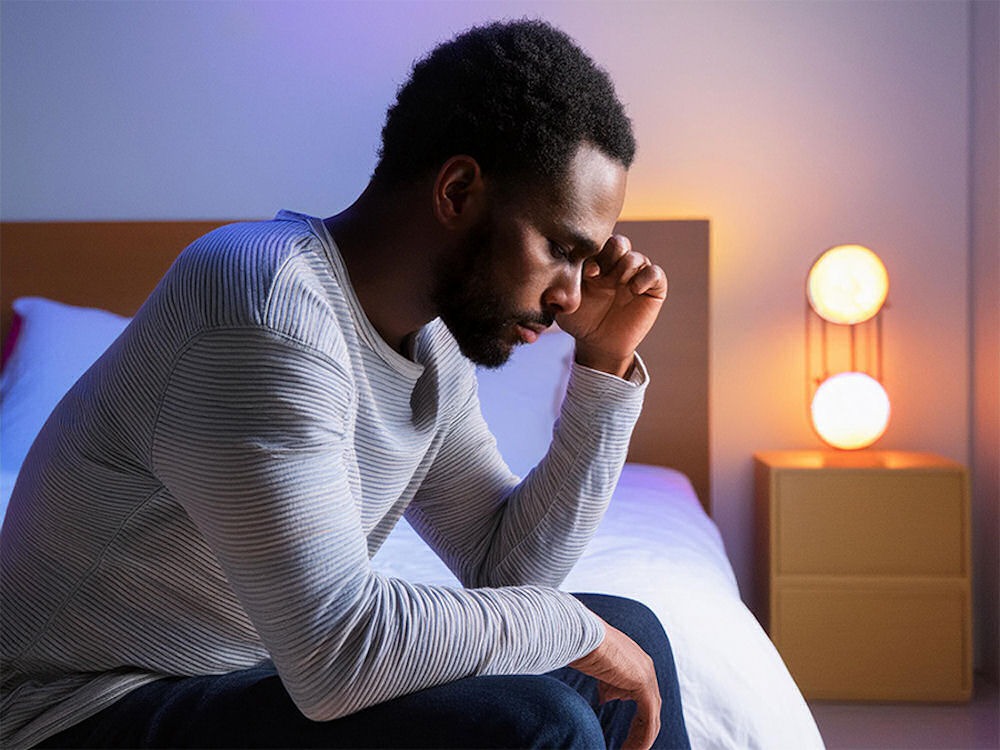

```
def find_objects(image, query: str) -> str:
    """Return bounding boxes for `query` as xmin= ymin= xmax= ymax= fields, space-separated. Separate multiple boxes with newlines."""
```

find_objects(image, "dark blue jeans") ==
xmin=39 ymin=594 xmax=690 ymax=749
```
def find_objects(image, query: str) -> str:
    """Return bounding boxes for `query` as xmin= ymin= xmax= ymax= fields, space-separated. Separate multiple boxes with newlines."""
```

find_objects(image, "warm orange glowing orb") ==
xmin=811 ymin=372 xmax=891 ymax=450
xmin=807 ymin=244 xmax=889 ymax=325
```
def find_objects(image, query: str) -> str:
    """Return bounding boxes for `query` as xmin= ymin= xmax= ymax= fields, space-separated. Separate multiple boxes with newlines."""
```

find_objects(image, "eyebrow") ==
xmin=560 ymin=227 xmax=602 ymax=257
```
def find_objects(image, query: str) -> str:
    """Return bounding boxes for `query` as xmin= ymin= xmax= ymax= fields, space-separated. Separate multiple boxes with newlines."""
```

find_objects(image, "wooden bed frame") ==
xmin=0 ymin=219 xmax=711 ymax=510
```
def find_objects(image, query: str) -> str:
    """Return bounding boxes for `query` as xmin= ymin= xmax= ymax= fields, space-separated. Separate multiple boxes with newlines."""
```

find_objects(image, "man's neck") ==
xmin=324 ymin=183 xmax=444 ymax=355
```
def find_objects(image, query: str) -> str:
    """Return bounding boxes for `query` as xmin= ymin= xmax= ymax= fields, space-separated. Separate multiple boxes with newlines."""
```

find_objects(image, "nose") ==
xmin=542 ymin=266 xmax=583 ymax=316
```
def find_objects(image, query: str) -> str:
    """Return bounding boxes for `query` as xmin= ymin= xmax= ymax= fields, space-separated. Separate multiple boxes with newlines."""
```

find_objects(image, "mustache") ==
xmin=519 ymin=310 xmax=556 ymax=329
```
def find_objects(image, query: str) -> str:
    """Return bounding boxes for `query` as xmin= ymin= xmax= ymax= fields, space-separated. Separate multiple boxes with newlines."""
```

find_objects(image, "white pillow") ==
xmin=0 ymin=297 xmax=131 ymax=481
xmin=475 ymin=329 xmax=575 ymax=477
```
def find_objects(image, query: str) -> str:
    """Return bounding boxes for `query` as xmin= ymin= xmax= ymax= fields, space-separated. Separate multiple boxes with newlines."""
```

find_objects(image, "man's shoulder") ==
xmin=148 ymin=212 xmax=348 ymax=355
xmin=177 ymin=212 xmax=321 ymax=278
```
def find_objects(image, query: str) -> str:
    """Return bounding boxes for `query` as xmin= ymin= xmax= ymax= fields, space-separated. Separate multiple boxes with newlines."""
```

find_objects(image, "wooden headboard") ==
xmin=0 ymin=219 xmax=710 ymax=510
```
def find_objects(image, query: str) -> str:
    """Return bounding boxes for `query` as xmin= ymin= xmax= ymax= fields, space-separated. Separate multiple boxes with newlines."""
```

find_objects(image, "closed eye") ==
xmin=548 ymin=240 xmax=572 ymax=262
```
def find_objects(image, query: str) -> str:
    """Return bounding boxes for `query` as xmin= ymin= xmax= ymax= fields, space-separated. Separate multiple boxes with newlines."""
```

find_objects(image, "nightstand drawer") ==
xmin=773 ymin=582 xmax=971 ymax=701
xmin=773 ymin=470 xmax=966 ymax=576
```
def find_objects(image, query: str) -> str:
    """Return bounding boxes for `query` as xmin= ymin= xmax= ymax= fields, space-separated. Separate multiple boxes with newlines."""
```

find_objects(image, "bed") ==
xmin=0 ymin=219 xmax=824 ymax=749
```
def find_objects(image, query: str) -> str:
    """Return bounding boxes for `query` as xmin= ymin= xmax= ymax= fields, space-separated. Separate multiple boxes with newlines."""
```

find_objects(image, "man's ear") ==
xmin=433 ymin=156 xmax=486 ymax=229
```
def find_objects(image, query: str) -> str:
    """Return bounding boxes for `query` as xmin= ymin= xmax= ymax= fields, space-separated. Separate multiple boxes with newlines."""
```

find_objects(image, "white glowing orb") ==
xmin=811 ymin=372 xmax=891 ymax=450
xmin=807 ymin=244 xmax=889 ymax=325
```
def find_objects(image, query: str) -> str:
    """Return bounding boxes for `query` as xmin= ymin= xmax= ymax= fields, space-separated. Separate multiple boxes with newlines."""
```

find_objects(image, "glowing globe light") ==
xmin=807 ymin=244 xmax=889 ymax=325
xmin=811 ymin=372 xmax=891 ymax=450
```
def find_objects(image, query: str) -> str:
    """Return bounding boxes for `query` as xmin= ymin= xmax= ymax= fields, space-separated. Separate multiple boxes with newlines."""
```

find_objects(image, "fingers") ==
xmin=629 ymin=262 xmax=668 ymax=300
xmin=623 ymin=683 xmax=662 ymax=750
xmin=569 ymin=619 xmax=663 ymax=750
xmin=589 ymin=234 xmax=668 ymax=301
xmin=600 ymin=678 xmax=661 ymax=750
xmin=592 ymin=234 xmax=632 ymax=275
xmin=596 ymin=679 xmax=661 ymax=750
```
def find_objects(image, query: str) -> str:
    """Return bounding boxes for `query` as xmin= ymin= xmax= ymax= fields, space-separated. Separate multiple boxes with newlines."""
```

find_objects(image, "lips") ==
xmin=515 ymin=323 xmax=541 ymax=344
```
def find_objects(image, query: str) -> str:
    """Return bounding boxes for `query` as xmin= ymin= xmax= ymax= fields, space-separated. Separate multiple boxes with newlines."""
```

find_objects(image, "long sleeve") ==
xmin=405 ymin=356 xmax=646 ymax=590
xmin=150 ymin=327 xmax=604 ymax=722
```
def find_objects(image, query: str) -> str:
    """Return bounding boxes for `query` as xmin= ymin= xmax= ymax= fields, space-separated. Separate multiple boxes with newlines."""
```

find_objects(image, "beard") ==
xmin=433 ymin=211 xmax=553 ymax=369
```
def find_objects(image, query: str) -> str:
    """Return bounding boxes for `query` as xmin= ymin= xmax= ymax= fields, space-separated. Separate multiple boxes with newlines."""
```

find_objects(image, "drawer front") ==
xmin=774 ymin=470 xmax=966 ymax=575
xmin=772 ymin=583 xmax=971 ymax=701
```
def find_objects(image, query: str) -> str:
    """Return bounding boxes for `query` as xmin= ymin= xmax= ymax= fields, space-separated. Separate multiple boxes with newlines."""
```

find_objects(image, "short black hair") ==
xmin=373 ymin=19 xmax=635 ymax=189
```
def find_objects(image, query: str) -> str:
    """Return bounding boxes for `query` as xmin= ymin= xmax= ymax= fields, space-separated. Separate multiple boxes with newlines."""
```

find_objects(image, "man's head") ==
xmin=431 ymin=143 xmax=628 ymax=368
xmin=372 ymin=20 xmax=634 ymax=368
xmin=373 ymin=19 xmax=635 ymax=194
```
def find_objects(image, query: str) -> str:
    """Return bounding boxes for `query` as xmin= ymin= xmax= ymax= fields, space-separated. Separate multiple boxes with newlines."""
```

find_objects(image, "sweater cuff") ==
xmin=560 ymin=591 xmax=608 ymax=662
xmin=570 ymin=351 xmax=648 ymax=390
xmin=564 ymin=352 xmax=647 ymax=415
xmin=556 ymin=355 xmax=646 ymax=456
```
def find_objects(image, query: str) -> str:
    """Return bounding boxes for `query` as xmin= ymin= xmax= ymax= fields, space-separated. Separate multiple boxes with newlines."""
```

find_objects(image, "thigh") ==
xmin=41 ymin=664 xmax=605 ymax=750
xmin=41 ymin=595 xmax=689 ymax=750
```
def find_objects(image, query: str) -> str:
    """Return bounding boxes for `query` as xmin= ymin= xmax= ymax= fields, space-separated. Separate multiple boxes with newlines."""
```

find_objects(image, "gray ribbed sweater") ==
xmin=0 ymin=211 xmax=645 ymax=748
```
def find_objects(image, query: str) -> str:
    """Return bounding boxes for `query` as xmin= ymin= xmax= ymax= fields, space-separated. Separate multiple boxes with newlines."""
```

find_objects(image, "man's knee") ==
xmin=503 ymin=676 xmax=605 ymax=750
xmin=574 ymin=594 xmax=670 ymax=655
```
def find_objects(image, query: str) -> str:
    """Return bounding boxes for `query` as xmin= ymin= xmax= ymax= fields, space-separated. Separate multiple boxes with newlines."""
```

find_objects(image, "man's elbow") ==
xmin=286 ymin=681 xmax=355 ymax=723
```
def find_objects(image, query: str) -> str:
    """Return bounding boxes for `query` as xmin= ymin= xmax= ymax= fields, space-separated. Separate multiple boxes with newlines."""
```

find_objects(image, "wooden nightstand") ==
xmin=754 ymin=450 xmax=972 ymax=702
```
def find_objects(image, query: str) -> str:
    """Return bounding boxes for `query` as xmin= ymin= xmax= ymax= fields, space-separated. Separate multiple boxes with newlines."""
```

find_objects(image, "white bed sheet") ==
xmin=374 ymin=464 xmax=824 ymax=750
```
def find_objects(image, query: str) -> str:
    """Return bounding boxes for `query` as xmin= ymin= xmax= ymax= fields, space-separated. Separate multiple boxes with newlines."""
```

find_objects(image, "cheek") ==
xmin=488 ymin=239 xmax=544 ymax=292
xmin=481 ymin=220 xmax=559 ymax=308
xmin=508 ymin=257 xmax=556 ymax=308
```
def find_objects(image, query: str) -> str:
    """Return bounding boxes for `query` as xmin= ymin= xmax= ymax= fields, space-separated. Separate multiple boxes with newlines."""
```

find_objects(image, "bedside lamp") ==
xmin=806 ymin=244 xmax=890 ymax=450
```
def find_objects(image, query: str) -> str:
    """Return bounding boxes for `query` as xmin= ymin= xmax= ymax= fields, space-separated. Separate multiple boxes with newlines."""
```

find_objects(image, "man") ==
xmin=1 ymin=19 xmax=690 ymax=750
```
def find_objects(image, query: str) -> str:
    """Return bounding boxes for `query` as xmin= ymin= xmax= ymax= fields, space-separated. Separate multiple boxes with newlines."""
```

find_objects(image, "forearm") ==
xmin=471 ymin=358 xmax=646 ymax=588
xmin=406 ymin=346 xmax=645 ymax=590
xmin=284 ymin=578 xmax=605 ymax=720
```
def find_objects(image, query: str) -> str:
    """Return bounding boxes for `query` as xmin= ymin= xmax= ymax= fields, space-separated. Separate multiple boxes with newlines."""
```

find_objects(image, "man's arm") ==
xmin=405 ymin=354 xmax=645 ymax=589
xmin=407 ymin=233 xmax=669 ymax=750
xmin=151 ymin=327 xmax=604 ymax=721
xmin=406 ymin=232 xmax=666 ymax=590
